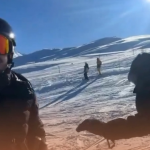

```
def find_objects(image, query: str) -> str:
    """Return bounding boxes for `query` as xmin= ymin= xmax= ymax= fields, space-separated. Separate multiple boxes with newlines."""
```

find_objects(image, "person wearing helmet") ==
xmin=76 ymin=53 xmax=150 ymax=148
xmin=0 ymin=18 xmax=48 ymax=150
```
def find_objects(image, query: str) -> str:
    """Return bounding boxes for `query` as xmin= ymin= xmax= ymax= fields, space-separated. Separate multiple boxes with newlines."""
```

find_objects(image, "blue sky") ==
xmin=1 ymin=0 xmax=150 ymax=54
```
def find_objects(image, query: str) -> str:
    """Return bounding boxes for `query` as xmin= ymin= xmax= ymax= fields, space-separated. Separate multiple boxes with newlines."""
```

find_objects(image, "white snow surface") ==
xmin=13 ymin=50 xmax=22 ymax=58
xmin=13 ymin=36 xmax=150 ymax=150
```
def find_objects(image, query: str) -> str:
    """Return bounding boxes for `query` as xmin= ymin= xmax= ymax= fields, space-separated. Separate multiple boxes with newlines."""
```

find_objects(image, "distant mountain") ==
xmin=13 ymin=37 xmax=121 ymax=67
xmin=13 ymin=35 xmax=150 ymax=67
xmin=13 ymin=50 xmax=23 ymax=58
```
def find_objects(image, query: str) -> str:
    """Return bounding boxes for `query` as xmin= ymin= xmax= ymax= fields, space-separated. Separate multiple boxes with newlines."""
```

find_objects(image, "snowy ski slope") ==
xmin=13 ymin=35 xmax=150 ymax=150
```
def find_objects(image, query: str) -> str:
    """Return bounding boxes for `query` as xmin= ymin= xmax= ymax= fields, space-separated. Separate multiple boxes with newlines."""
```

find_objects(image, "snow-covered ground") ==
xmin=13 ymin=36 xmax=150 ymax=150
xmin=13 ymin=50 xmax=22 ymax=58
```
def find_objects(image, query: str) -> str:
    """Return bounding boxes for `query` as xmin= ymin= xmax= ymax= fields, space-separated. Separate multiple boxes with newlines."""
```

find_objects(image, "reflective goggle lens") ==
xmin=0 ymin=35 xmax=9 ymax=55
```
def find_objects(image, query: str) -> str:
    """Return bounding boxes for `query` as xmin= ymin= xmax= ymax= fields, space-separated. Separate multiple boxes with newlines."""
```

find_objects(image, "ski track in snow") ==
xmin=13 ymin=38 xmax=150 ymax=149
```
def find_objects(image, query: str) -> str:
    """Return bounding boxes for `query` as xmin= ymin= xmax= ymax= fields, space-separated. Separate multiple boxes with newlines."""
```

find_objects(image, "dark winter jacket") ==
xmin=101 ymin=87 xmax=150 ymax=141
xmin=0 ymin=71 xmax=47 ymax=150
xmin=84 ymin=63 xmax=89 ymax=73
xmin=76 ymin=87 xmax=150 ymax=142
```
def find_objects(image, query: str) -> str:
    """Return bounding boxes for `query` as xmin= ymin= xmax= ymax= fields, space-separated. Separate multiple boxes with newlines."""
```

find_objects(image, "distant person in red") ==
xmin=97 ymin=57 xmax=102 ymax=75
xmin=76 ymin=53 xmax=150 ymax=148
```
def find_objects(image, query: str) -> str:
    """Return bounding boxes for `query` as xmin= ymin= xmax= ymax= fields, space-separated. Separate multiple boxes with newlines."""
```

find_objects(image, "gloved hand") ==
xmin=76 ymin=119 xmax=105 ymax=136
xmin=76 ymin=119 xmax=116 ymax=149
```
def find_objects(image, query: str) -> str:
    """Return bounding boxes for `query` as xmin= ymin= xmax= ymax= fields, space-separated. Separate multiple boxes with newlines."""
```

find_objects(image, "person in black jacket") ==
xmin=84 ymin=62 xmax=89 ymax=80
xmin=0 ymin=18 xmax=47 ymax=150
xmin=76 ymin=53 xmax=150 ymax=148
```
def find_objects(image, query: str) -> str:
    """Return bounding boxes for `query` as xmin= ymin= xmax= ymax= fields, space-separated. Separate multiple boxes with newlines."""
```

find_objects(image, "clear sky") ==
xmin=1 ymin=0 xmax=150 ymax=54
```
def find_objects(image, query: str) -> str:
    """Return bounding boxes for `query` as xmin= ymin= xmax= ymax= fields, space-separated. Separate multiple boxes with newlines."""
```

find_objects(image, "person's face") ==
xmin=0 ymin=55 xmax=8 ymax=71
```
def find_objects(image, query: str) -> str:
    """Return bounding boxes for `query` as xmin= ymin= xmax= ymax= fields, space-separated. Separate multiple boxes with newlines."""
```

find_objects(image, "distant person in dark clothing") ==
xmin=97 ymin=57 xmax=102 ymax=75
xmin=84 ymin=62 xmax=89 ymax=80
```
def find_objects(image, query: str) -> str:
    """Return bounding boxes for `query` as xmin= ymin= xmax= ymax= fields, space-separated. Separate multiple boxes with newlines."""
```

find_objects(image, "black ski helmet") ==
xmin=128 ymin=53 xmax=150 ymax=84
xmin=0 ymin=18 xmax=16 ymax=66
xmin=128 ymin=53 xmax=150 ymax=93
xmin=0 ymin=18 xmax=16 ymax=47
xmin=128 ymin=53 xmax=150 ymax=115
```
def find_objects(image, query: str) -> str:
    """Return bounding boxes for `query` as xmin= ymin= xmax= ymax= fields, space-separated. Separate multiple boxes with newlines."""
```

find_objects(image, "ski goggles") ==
xmin=0 ymin=34 xmax=10 ymax=55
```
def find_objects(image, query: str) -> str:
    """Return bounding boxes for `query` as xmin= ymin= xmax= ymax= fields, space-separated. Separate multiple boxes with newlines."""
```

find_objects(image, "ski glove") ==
xmin=76 ymin=119 xmax=105 ymax=136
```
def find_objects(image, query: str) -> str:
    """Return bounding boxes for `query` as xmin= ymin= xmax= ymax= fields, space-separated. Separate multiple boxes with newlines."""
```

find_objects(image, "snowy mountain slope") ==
xmin=13 ymin=35 xmax=150 ymax=74
xmin=13 ymin=35 xmax=150 ymax=69
xmin=13 ymin=37 xmax=121 ymax=67
xmin=13 ymin=35 xmax=150 ymax=150
xmin=13 ymin=50 xmax=22 ymax=58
